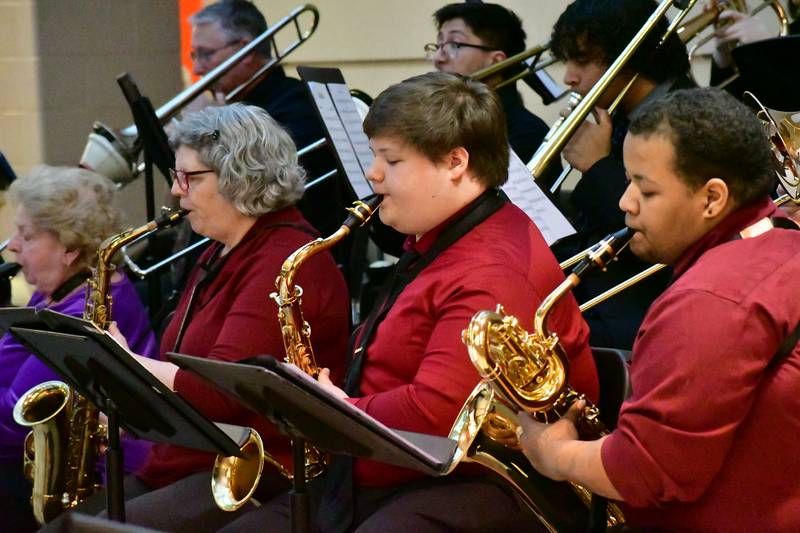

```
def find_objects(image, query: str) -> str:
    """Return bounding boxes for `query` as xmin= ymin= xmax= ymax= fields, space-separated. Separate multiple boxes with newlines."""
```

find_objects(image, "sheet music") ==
xmin=502 ymin=149 xmax=576 ymax=245
xmin=329 ymin=83 xmax=374 ymax=172
xmin=307 ymin=81 xmax=373 ymax=199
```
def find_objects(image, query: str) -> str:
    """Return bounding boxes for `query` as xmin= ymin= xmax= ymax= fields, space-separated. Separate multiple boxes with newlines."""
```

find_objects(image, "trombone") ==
xmin=472 ymin=41 xmax=557 ymax=90
xmin=81 ymin=4 xmax=320 ymax=185
xmin=529 ymin=0 xmax=700 ymax=194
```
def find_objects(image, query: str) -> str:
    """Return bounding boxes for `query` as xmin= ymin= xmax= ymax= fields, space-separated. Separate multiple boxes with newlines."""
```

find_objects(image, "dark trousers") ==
xmin=219 ymin=476 xmax=545 ymax=533
xmin=39 ymin=470 xmax=266 ymax=533
xmin=0 ymin=459 xmax=39 ymax=533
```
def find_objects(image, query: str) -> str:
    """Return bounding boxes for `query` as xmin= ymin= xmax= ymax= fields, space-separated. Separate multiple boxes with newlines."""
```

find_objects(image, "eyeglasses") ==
xmin=424 ymin=41 xmax=496 ymax=60
xmin=169 ymin=168 xmax=214 ymax=191
xmin=189 ymin=40 xmax=242 ymax=63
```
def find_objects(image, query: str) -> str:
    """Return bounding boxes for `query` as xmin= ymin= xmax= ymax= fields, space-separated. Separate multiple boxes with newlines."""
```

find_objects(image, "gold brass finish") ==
xmin=472 ymin=42 xmax=555 ymax=90
xmin=449 ymin=229 xmax=633 ymax=530
xmin=83 ymin=4 xmax=320 ymax=184
xmin=679 ymin=1 xmax=788 ymax=63
xmin=527 ymin=0 xmax=699 ymax=182
xmin=12 ymin=208 xmax=188 ymax=524
xmin=211 ymin=196 xmax=382 ymax=512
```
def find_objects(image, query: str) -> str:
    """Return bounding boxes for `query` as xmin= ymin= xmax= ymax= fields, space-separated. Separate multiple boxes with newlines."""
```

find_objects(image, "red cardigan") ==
xmin=137 ymin=207 xmax=349 ymax=488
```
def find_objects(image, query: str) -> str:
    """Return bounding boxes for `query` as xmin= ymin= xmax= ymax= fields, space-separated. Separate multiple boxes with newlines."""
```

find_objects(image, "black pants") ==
xmin=38 ymin=470 xmax=275 ymax=533
xmin=219 ymin=476 xmax=545 ymax=533
xmin=0 ymin=459 xmax=39 ymax=533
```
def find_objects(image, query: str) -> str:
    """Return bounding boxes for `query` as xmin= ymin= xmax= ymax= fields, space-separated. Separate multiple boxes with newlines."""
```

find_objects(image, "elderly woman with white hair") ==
xmin=58 ymin=103 xmax=350 ymax=532
xmin=0 ymin=166 xmax=157 ymax=531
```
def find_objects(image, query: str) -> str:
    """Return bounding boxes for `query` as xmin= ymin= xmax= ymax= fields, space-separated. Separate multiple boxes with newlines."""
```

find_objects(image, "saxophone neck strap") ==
xmin=736 ymin=215 xmax=800 ymax=364
xmin=171 ymin=221 xmax=317 ymax=353
xmin=51 ymin=270 xmax=92 ymax=303
xmin=343 ymin=187 xmax=506 ymax=396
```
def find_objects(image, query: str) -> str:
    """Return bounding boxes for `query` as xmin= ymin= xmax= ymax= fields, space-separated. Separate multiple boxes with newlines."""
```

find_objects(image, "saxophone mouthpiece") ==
xmin=571 ymin=227 xmax=634 ymax=278
xmin=343 ymin=194 xmax=383 ymax=229
xmin=154 ymin=207 xmax=189 ymax=229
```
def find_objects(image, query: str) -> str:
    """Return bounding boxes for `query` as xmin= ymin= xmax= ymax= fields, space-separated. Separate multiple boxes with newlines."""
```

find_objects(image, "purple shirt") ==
xmin=0 ymin=273 xmax=158 ymax=475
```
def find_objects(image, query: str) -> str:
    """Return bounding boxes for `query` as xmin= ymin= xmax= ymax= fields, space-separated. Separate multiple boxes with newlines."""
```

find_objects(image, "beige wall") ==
xmin=0 ymin=1 xmax=181 ymax=232
xmin=256 ymin=0 xmax=572 ymax=125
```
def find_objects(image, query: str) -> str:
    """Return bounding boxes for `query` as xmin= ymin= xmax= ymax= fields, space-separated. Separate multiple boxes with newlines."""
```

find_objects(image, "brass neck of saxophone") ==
xmin=534 ymin=227 xmax=633 ymax=339
xmin=272 ymin=196 xmax=381 ymax=376
xmin=84 ymin=208 xmax=187 ymax=329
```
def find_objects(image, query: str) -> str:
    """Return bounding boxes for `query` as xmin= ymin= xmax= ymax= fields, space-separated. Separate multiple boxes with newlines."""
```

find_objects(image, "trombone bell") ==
xmin=80 ymin=123 xmax=136 ymax=185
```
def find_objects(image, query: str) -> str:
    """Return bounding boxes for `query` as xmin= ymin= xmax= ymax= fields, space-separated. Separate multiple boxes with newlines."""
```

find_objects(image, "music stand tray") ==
xmin=168 ymin=353 xmax=458 ymax=474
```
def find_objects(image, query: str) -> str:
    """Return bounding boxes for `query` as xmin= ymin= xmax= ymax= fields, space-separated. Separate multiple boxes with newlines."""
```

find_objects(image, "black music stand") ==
xmin=0 ymin=308 xmax=242 ymax=523
xmin=116 ymin=73 xmax=175 ymax=318
xmin=169 ymin=353 xmax=458 ymax=533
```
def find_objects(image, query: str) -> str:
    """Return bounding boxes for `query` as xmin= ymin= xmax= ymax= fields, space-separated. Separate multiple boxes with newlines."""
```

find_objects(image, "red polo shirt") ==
xmin=350 ymin=201 xmax=598 ymax=487
xmin=602 ymin=198 xmax=800 ymax=531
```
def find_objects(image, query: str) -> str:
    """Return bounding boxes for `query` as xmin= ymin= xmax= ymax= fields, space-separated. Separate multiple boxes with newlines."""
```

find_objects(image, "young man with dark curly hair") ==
xmin=520 ymin=87 xmax=800 ymax=532
xmin=549 ymin=0 xmax=695 ymax=350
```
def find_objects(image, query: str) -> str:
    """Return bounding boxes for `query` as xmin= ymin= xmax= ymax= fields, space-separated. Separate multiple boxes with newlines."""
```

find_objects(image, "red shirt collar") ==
xmin=672 ymin=196 xmax=777 ymax=278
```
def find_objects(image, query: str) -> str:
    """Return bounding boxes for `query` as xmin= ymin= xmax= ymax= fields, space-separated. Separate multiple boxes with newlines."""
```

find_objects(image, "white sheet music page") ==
xmin=307 ymin=81 xmax=373 ymax=199
xmin=328 ymin=84 xmax=374 ymax=173
xmin=502 ymin=149 xmax=576 ymax=245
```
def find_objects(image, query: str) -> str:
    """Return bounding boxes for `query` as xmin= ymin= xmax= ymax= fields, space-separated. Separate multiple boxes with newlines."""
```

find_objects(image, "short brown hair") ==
xmin=363 ymin=72 xmax=509 ymax=188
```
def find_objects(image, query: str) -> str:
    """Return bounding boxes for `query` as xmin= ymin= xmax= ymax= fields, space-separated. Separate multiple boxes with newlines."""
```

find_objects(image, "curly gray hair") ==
xmin=8 ymin=166 xmax=122 ymax=269
xmin=169 ymin=103 xmax=305 ymax=216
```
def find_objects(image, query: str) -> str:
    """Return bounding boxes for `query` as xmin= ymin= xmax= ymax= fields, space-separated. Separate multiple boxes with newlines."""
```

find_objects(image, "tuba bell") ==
xmin=446 ymin=228 xmax=634 ymax=531
xmin=210 ymin=196 xmax=382 ymax=511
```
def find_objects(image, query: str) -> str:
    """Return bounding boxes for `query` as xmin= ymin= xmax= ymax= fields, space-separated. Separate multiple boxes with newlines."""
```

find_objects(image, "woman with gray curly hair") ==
xmin=0 ymin=166 xmax=157 ymax=532
xmin=88 ymin=103 xmax=350 ymax=532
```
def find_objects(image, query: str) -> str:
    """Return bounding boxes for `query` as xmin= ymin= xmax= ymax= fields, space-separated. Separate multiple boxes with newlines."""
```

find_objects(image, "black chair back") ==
xmin=590 ymin=347 xmax=632 ymax=432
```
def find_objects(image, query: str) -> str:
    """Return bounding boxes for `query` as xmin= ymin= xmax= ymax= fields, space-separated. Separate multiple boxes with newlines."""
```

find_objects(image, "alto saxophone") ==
xmin=447 ymin=228 xmax=633 ymax=532
xmin=13 ymin=208 xmax=187 ymax=524
xmin=211 ymin=196 xmax=382 ymax=512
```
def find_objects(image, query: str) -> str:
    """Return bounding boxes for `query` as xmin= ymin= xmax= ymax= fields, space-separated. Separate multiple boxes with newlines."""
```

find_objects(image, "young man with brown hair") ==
xmin=220 ymin=71 xmax=599 ymax=533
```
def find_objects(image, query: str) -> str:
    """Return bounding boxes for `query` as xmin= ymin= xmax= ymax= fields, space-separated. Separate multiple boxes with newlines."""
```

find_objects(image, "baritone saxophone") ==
xmin=447 ymin=228 xmax=634 ymax=532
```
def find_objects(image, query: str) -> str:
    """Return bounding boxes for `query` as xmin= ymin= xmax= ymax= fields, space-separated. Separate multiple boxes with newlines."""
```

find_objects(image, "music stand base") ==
xmin=290 ymin=437 xmax=309 ymax=533
xmin=105 ymin=400 xmax=126 ymax=522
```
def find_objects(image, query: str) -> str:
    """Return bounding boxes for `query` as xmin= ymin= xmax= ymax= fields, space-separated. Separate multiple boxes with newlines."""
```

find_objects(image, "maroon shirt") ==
xmin=602 ymin=198 xmax=800 ymax=531
xmin=349 ymin=202 xmax=598 ymax=487
xmin=137 ymin=207 xmax=349 ymax=488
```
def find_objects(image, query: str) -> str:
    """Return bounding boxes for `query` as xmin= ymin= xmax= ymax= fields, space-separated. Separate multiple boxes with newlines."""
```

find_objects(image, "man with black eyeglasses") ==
xmin=428 ymin=3 xmax=553 ymax=169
